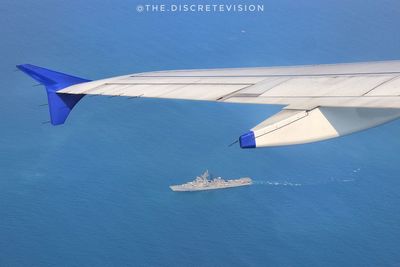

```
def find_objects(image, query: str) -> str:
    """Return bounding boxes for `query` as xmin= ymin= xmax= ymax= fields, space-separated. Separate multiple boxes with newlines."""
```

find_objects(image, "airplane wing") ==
xmin=17 ymin=61 xmax=400 ymax=148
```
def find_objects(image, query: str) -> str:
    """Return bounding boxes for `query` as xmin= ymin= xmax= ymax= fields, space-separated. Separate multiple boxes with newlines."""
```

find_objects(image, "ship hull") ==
xmin=170 ymin=179 xmax=252 ymax=192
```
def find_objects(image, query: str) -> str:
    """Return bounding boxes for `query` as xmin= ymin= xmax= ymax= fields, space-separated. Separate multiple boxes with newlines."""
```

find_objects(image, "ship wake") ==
xmin=253 ymin=180 xmax=302 ymax=187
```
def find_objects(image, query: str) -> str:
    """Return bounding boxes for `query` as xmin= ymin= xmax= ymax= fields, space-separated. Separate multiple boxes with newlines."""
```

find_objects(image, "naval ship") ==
xmin=170 ymin=170 xmax=252 ymax=192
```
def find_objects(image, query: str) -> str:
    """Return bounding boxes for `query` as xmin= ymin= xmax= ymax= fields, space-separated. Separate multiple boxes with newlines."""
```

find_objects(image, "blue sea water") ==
xmin=1 ymin=0 xmax=400 ymax=266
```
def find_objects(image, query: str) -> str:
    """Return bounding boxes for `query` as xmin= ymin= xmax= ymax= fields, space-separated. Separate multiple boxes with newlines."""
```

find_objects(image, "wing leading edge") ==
xmin=18 ymin=61 xmax=400 ymax=148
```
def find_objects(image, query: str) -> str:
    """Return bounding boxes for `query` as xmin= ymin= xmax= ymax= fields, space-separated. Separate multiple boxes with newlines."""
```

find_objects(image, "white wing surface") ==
xmin=19 ymin=61 xmax=400 ymax=148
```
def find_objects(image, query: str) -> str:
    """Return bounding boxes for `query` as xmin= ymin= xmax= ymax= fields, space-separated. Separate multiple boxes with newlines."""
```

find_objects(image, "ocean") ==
xmin=1 ymin=0 xmax=400 ymax=266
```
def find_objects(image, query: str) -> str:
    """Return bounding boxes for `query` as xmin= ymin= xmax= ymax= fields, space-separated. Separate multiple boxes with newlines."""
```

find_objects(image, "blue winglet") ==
xmin=17 ymin=64 xmax=91 ymax=125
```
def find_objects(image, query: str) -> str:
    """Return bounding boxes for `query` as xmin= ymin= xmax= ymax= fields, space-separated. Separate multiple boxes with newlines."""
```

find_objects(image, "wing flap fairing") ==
xmin=240 ymin=107 xmax=400 ymax=148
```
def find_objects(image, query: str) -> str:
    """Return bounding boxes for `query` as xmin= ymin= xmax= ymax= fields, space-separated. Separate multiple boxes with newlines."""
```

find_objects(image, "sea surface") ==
xmin=1 ymin=0 xmax=400 ymax=266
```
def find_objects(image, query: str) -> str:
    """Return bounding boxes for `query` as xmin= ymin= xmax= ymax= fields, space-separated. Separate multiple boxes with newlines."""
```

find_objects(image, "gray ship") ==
xmin=170 ymin=170 xmax=252 ymax=192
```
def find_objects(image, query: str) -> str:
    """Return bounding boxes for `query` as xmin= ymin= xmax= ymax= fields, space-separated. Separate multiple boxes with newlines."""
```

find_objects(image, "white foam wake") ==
xmin=253 ymin=180 xmax=302 ymax=187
